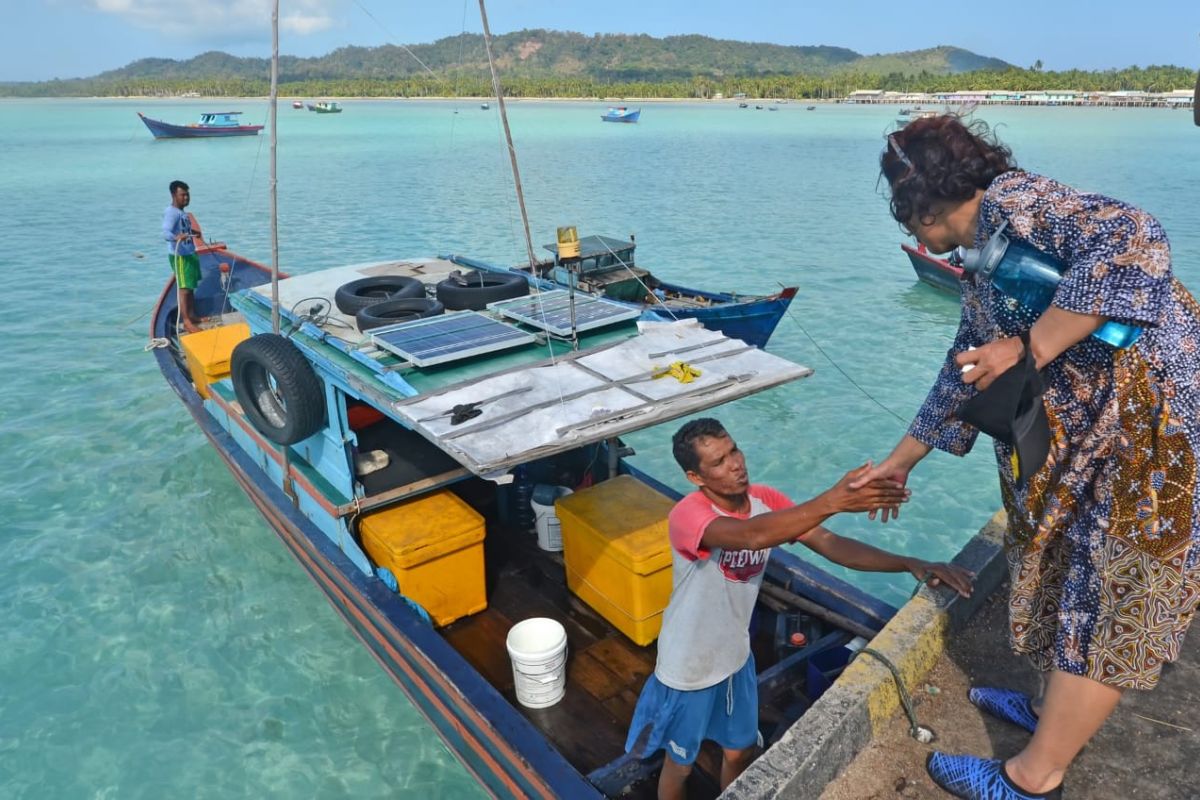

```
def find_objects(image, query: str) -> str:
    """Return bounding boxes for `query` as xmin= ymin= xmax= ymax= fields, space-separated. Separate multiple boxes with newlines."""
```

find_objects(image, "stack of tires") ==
xmin=333 ymin=275 xmax=443 ymax=331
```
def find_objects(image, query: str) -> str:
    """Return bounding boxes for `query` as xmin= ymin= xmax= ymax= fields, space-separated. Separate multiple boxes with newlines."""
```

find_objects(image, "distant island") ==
xmin=1 ymin=29 xmax=1194 ymax=99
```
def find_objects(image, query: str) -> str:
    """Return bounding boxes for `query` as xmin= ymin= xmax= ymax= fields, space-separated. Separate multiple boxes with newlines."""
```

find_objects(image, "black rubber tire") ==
xmin=355 ymin=298 xmax=445 ymax=331
xmin=230 ymin=334 xmax=326 ymax=445
xmin=435 ymin=271 xmax=528 ymax=311
xmin=334 ymin=276 xmax=425 ymax=315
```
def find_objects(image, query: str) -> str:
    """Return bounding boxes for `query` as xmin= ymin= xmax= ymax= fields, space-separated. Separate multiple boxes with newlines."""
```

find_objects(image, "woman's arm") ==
xmin=957 ymin=306 xmax=1107 ymax=389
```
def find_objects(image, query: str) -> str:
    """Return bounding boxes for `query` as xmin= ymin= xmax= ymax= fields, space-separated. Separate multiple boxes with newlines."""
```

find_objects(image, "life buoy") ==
xmin=435 ymin=271 xmax=528 ymax=311
xmin=334 ymin=276 xmax=426 ymax=315
xmin=230 ymin=334 xmax=325 ymax=445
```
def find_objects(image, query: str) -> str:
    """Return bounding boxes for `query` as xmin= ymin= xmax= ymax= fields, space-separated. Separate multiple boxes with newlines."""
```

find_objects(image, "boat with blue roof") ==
xmin=137 ymin=111 xmax=263 ymax=139
xmin=450 ymin=233 xmax=798 ymax=349
xmin=601 ymin=106 xmax=641 ymax=123
xmin=150 ymin=219 xmax=900 ymax=798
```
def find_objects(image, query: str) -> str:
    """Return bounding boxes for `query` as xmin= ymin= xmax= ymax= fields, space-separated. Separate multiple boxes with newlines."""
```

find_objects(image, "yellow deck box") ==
xmin=360 ymin=490 xmax=487 ymax=627
xmin=180 ymin=323 xmax=251 ymax=399
xmin=556 ymin=476 xmax=675 ymax=646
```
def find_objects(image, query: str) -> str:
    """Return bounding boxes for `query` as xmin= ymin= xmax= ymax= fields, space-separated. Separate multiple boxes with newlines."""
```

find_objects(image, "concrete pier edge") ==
xmin=725 ymin=510 xmax=1009 ymax=799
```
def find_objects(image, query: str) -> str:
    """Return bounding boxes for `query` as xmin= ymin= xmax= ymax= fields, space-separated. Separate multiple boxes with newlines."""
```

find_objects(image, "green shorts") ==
xmin=169 ymin=253 xmax=201 ymax=290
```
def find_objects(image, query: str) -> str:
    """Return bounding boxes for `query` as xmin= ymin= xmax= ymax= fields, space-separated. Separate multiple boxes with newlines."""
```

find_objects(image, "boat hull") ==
xmin=601 ymin=110 xmax=640 ymax=123
xmin=447 ymin=254 xmax=796 ymax=349
xmin=138 ymin=113 xmax=263 ymax=139
xmin=902 ymin=243 xmax=964 ymax=294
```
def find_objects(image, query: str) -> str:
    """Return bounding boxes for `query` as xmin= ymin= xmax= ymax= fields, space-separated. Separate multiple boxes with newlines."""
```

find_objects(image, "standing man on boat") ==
xmin=626 ymin=418 xmax=973 ymax=799
xmin=162 ymin=180 xmax=202 ymax=333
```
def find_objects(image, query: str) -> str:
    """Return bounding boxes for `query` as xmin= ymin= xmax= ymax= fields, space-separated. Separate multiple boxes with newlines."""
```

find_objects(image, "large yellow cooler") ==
xmin=556 ymin=475 xmax=675 ymax=646
xmin=360 ymin=490 xmax=487 ymax=627
xmin=180 ymin=323 xmax=251 ymax=399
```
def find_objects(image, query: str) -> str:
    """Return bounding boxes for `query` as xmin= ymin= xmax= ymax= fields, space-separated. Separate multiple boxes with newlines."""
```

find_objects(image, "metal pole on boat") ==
xmin=269 ymin=0 xmax=295 ymax=504
xmin=269 ymin=0 xmax=281 ymax=334
xmin=477 ymin=0 xmax=539 ymax=270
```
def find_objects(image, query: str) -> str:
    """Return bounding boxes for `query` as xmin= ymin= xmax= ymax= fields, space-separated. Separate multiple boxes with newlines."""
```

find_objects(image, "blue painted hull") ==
xmin=447 ymin=254 xmax=796 ymax=349
xmin=138 ymin=113 xmax=263 ymax=139
xmin=600 ymin=110 xmax=640 ymax=123
xmin=902 ymin=242 xmax=964 ymax=294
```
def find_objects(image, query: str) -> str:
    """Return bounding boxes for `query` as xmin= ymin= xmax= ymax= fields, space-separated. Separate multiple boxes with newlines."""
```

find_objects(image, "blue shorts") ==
xmin=624 ymin=654 xmax=758 ymax=766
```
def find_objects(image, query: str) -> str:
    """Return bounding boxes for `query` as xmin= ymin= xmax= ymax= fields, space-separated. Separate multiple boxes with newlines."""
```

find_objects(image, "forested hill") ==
xmin=6 ymin=30 xmax=1193 ymax=98
xmin=27 ymin=30 xmax=1011 ymax=86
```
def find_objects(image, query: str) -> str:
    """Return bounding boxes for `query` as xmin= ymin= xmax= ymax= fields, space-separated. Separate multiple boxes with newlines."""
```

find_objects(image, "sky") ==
xmin=3 ymin=0 xmax=1198 ymax=82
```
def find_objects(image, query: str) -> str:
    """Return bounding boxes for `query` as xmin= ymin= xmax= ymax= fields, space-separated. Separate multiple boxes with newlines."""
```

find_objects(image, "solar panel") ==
xmin=488 ymin=289 xmax=641 ymax=336
xmin=368 ymin=311 xmax=537 ymax=367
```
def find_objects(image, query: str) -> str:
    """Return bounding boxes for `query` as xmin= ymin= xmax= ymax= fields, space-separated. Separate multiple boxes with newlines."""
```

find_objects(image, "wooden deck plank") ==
xmin=585 ymin=636 xmax=655 ymax=688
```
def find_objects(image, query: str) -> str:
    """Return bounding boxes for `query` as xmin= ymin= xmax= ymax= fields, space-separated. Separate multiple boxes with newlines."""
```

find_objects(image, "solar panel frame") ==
xmin=488 ymin=289 xmax=641 ymax=336
xmin=367 ymin=311 xmax=537 ymax=367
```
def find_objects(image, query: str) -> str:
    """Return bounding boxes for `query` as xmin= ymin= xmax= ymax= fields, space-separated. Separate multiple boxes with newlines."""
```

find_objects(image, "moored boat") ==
xmin=307 ymin=101 xmax=343 ymax=113
xmin=901 ymin=241 xmax=964 ymax=293
xmin=601 ymin=106 xmax=640 ymax=123
xmin=292 ymin=100 xmax=303 ymax=109
xmin=450 ymin=234 xmax=798 ymax=349
xmin=896 ymin=109 xmax=938 ymax=126
xmin=150 ymin=220 xmax=898 ymax=798
xmin=137 ymin=111 xmax=263 ymax=139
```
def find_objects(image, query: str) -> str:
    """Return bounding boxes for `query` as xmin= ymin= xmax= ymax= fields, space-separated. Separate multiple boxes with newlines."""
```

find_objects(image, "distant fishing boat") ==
xmin=600 ymin=106 xmax=640 ymax=123
xmin=137 ymin=111 xmax=263 ymax=139
xmin=292 ymin=100 xmax=303 ymax=109
xmin=738 ymin=102 xmax=749 ymax=108
xmin=481 ymin=102 xmax=490 ymax=110
xmin=897 ymin=109 xmax=938 ymax=126
xmin=307 ymin=101 xmax=342 ymax=114
xmin=806 ymin=105 xmax=816 ymax=111
xmin=452 ymin=233 xmax=798 ymax=349
xmin=901 ymin=242 xmax=964 ymax=293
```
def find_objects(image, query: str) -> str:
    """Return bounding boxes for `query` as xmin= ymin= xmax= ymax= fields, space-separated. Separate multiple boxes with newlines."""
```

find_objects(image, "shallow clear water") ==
xmin=1 ymin=98 xmax=1197 ymax=797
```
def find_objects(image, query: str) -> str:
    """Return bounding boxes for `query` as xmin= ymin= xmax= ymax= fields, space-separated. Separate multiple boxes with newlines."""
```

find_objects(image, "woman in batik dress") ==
xmin=857 ymin=115 xmax=1200 ymax=800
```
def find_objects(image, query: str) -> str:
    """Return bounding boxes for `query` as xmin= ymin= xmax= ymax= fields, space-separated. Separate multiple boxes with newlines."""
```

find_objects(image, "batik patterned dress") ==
xmin=909 ymin=170 xmax=1200 ymax=689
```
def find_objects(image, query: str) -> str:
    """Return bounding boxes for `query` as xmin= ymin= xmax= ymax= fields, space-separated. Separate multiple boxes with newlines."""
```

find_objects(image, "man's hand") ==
xmin=955 ymin=336 xmax=1024 ymax=391
xmin=824 ymin=463 xmax=910 ymax=514
xmin=847 ymin=458 xmax=911 ymax=522
xmin=906 ymin=559 xmax=974 ymax=597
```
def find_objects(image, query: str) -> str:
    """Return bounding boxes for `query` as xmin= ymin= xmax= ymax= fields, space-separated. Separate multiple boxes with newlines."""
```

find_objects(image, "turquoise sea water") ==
xmin=1 ymin=98 xmax=1197 ymax=797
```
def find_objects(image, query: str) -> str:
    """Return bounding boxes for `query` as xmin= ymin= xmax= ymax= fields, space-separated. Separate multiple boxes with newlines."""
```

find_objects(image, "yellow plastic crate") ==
xmin=180 ymin=323 xmax=251 ymax=399
xmin=556 ymin=475 xmax=675 ymax=645
xmin=360 ymin=490 xmax=487 ymax=627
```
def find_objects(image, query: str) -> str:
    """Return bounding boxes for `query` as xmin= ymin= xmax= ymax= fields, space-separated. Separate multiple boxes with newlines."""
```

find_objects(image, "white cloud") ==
xmin=85 ymin=0 xmax=338 ymax=37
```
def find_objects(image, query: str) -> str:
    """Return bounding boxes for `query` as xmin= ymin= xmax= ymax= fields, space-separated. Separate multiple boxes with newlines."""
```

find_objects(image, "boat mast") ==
xmin=477 ymin=0 xmax=538 ymax=269
xmin=269 ymin=0 xmax=280 ymax=333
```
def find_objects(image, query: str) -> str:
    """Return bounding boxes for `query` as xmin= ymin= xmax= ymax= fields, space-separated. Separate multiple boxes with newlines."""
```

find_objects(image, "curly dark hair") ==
xmin=672 ymin=417 xmax=728 ymax=474
xmin=881 ymin=115 xmax=1016 ymax=230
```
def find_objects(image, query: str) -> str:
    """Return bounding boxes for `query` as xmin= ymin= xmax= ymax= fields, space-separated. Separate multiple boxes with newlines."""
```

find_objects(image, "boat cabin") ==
xmin=197 ymin=112 xmax=245 ymax=127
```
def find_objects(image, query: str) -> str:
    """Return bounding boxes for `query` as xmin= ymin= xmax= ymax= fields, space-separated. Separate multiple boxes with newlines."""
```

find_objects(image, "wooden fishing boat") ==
xmin=151 ymin=219 xmax=899 ymax=798
xmin=901 ymin=241 xmax=964 ymax=294
xmin=137 ymin=111 xmax=263 ymax=139
xmin=448 ymin=235 xmax=798 ymax=349
xmin=307 ymin=101 xmax=343 ymax=114
xmin=601 ymin=107 xmax=640 ymax=123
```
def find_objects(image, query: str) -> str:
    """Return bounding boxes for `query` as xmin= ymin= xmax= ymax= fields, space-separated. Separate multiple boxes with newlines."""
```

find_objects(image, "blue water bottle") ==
xmin=954 ymin=222 xmax=1142 ymax=348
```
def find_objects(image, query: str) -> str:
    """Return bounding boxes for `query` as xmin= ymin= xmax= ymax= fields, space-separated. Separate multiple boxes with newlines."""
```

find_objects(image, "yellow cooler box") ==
xmin=556 ymin=475 xmax=675 ymax=646
xmin=360 ymin=490 xmax=487 ymax=627
xmin=180 ymin=323 xmax=251 ymax=399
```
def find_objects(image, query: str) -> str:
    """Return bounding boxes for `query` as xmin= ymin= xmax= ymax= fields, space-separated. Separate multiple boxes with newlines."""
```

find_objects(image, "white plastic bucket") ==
xmin=506 ymin=617 xmax=568 ymax=709
xmin=531 ymin=485 xmax=572 ymax=552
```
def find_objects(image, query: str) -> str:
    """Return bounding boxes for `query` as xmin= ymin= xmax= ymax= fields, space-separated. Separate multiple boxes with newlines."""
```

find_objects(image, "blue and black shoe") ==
xmin=926 ymin=753 xmax=1062 ymax=800
xmin=968 ymin=687 xmax=1038 ymax=734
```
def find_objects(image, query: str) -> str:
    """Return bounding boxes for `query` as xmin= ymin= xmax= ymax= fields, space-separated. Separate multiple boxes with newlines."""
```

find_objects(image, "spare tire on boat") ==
xmin=334 ymin=275 xmax=426 ymax=315
xmin=230 ymin=334 xmax=325 ymax=445
xmin=435 ymin=271 xmax=528 ymax=311
xmin=355 ymin=298 xmax=445 ymax=332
